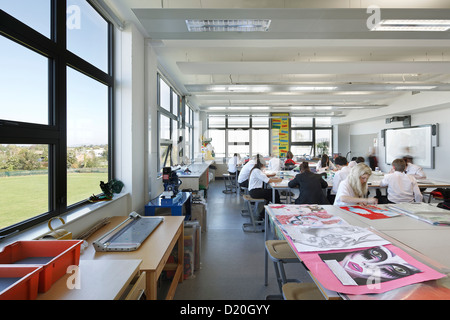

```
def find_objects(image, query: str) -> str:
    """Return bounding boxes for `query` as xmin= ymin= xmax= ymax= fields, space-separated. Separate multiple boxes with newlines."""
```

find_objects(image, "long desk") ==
xmin=264 ymin=204 xmax=450 ymax=300
xmin=269 ymin=171 xmax=450 ymax=204
xmin=81 ymin=216 xmax=184 ymax=300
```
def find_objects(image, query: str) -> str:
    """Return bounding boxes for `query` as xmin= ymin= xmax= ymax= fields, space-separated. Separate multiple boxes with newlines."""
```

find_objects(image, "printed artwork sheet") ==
xmin=284 ymin=224 xmax=390 ymax=252
xmin=299 ymin=244 xmax=446 ymax=295
xmin=269 ymin=204 xmax=348 ymax=228
xmin=340 ymin=205 xmax=400 ymax=220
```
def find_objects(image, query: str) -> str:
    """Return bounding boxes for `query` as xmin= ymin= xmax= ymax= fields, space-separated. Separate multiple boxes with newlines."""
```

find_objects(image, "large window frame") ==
xmin=207 ymin=115 xmax=333 ymax=160
xmin=0 ymin=1 xmax=114 ymax=237
xmin=157 ymin=73 xmax=193 ymax=170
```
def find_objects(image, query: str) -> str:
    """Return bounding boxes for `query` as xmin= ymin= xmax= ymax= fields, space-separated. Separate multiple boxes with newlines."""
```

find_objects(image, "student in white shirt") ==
xmin=238 ymin=155 xmax=259 ymax=188
xmin=227 ymin=153 xmax=241 ymax=175
xmin=403 ymin=156 xmax=426 ymax=180
xmin=334 ymin=163 xmax=378 ymax=206
xmin=268 ymin=154 xmax=282 ymax=172
xmin=248 ymin=157 xmax=282 ymax=205
xmin=380 ymin=158 xmax=423 ymax=203
xmin=328 ymin=156 xmax=351 ymax=203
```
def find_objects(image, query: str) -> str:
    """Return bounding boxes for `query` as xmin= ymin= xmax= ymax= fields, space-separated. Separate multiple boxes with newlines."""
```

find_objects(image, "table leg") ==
xmin=264 ymin=209 xmax=269 ymax=286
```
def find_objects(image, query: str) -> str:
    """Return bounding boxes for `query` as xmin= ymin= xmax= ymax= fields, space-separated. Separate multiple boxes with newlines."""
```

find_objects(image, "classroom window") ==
xmin=0 ymin=36 xmax=49 ymax=125
xmin=67 ymin=0 xmax=109 ymax=73
xmin=251 ymin=129 xmax=269 ymax=156
xmin=207 ymin=129 xmax=225 ymax=159
xmin=252 ymin=117 xmax=269 ymax=128
xmin=291 ymin=130 xmax=313 ymax=142
xmin=0 ymin=144 xmax=49 ymax=230
xmin=315 ymin=129 xmax=332 ymax=156
xmin=1 ymin=0 xmax=51 ymax=38
xmin=208 ymin=116 xmax=226 ymax=128
xmin=291 ymin=117 xmax=313 ymax=127
xmin=228 ymin=117 xmax=250 ymax=128
xmin=228 ymin=129 xmax=250 ymax=157
xmin=0 ymin=1 xmax=113 ymax=237
xmin=66 ymin=67 xmax=109 ymax=206
xmin=159 ymin=77 xmax=171 ymax=112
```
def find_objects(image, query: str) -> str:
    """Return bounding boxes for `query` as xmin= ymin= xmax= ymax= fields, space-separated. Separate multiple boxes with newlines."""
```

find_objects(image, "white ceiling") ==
xmin=106 ymin=0 xmax=450 ymax=120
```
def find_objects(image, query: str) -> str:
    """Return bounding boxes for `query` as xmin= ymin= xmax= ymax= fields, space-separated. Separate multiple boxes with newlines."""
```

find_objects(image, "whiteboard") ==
xmin=385 ymin=125 xmax=434 ymax=168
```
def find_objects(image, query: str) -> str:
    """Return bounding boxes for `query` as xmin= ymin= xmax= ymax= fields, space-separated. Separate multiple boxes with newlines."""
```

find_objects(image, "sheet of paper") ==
xmin=284 ymin=224 xmax=390 ymax=252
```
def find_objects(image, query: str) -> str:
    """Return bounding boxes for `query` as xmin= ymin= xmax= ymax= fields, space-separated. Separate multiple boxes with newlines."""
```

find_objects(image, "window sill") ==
xmin=0 ymin=192 xmax=130 ymax=249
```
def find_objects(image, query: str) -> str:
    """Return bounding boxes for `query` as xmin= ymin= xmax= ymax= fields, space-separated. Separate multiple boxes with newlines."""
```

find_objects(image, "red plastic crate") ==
xmin=0 ymin=266 xmax=42 ymax=300
xmin=0 ymin=240 xmax=83 ymax=293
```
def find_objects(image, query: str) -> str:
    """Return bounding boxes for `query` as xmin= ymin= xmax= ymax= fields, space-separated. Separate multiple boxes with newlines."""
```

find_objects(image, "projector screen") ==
xmin=385 ymin=125 xmax=435 ymax=169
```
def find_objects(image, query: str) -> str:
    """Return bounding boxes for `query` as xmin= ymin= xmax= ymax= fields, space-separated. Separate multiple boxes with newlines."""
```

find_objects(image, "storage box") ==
xmin=191 ymin=203 xmax=207 ymax=232
xmin=0 ymin=240 xmax=83 ymax=293
xmin=0 ymin=266 xmax=42 ymax=300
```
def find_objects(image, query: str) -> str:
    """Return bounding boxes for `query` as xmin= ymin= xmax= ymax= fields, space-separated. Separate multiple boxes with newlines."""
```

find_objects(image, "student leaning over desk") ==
xmin=288 ymin=161 xmax=329 ymax=205
xmin=333 ymin=163 xmax=378 ymax=206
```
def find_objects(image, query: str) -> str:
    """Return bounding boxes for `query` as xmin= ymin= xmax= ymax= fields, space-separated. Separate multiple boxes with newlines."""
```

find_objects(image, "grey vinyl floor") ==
xmin=173 ymin=179 xmax=313 ymax=300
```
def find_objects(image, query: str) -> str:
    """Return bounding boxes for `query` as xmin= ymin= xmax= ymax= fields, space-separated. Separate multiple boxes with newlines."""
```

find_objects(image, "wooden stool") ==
xmin=242 ymin=194 xmax=265 ymax=232
xmin=265 ymin=240 xmax=300 ymax=295
xmin=282 ymin=282 xmax=324 ymax=300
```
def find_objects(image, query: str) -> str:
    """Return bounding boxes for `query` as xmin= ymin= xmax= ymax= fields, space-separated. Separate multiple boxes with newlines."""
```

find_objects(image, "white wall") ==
xmin=335 ymin=92 xmax=450 ymax=181
xmin=114 ymin=22 xmax=147 ymax=214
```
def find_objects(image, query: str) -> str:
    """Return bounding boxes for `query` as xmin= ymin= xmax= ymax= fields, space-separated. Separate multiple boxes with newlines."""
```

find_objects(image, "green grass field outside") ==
xmin=0 ymin=172 xmax=108 ymax=230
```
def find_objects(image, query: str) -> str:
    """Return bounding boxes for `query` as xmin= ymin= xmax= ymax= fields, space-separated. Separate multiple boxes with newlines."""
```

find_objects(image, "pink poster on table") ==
xmin=296 ymin=243 xmax=446 ymax=295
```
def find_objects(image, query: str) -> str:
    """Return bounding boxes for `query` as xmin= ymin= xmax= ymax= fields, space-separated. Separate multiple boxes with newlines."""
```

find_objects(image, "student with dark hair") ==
xmin=316 ymin=154 xmax=336 ymax=172
xmin=288 ymin=161 xmax=329 ymax=205
xmin=248 ymin=156 xmax=282 ymax=205
xmin=284 ymin=151 xmax=296 ymax=168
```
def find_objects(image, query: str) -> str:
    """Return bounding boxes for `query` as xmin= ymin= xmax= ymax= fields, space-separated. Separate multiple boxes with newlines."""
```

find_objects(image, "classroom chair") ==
xmin=282 ymin=282 xmax=324 ymax=300
xmin=222 ymin=173 xmax=237 ymax=194
xmin=265 ymin=240 xmax=301 ymax=298
xmin=242 ymin=194 xmax=265 ymax=232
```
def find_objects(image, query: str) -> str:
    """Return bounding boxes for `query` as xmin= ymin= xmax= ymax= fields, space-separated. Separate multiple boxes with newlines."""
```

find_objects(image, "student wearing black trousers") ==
xmin=248 ymin=157 xmax=282 ymax=208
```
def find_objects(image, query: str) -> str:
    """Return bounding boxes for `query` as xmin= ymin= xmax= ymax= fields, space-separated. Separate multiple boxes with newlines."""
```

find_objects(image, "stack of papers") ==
xmin=391 ymin=203 xmax=450 ymax=226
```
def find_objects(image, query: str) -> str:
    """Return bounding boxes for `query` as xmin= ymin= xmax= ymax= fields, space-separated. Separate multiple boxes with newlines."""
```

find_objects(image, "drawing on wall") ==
xmin=340 ymin=205 xmax=400 ymax=220
xmin=285 ymin=225 xmax=390 ymax=252
xmin=319 ymin=246 xmax=422 ymax=286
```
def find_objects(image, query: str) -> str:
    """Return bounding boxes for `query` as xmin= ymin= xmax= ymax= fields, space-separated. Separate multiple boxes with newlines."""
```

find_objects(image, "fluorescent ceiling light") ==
xmin=291 ymin=86 xmax=337 ymax=91
xmin=186 ymin=19 xmax=271 ymax=32
xmin=394 ymin=85 xmax=437 ymax=90
xmin=371 ymin=20 xmax=450 ymax=31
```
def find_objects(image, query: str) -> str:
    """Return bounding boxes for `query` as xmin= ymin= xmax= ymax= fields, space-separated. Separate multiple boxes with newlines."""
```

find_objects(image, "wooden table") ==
xmin=37 ymin=259 xmax=143 ymax=300
xmin=81 ymin=216 xmax=184 ymax=300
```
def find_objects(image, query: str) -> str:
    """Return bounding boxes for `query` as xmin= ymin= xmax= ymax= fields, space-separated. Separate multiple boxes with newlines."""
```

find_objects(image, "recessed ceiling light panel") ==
xmin=371 ymin=20 xmax=450 ymax=31
xmin=186 ymin=19 xmax=271 ymax=32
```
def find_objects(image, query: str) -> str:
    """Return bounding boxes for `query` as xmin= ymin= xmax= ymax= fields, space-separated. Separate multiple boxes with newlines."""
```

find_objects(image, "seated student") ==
xmin=288 ymin=162 xmax=329 ymax=204
xmin=248 ymin=157 xmax=282 ymax=206
xmin=227 ymin=153 xmax=241 ymax=175
xmin=284 ymin=151 xmax=296 ymax=168
xmin=268 ymin=154 xmax=282 ymax=172
xmin=316 ymin=154 xmax=336 ymax=172
xmin=237 ymin=154 xmax=258 ymax=189
xmin=334 ymin=163 xmax=378 ymax=206
xmin=379 ymin=158 xmax=423 ymax=203
xmin=403 ymin=156 xmax=426 ymax=180
xmin=328 ymin=156 xmax=351 ymax=203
